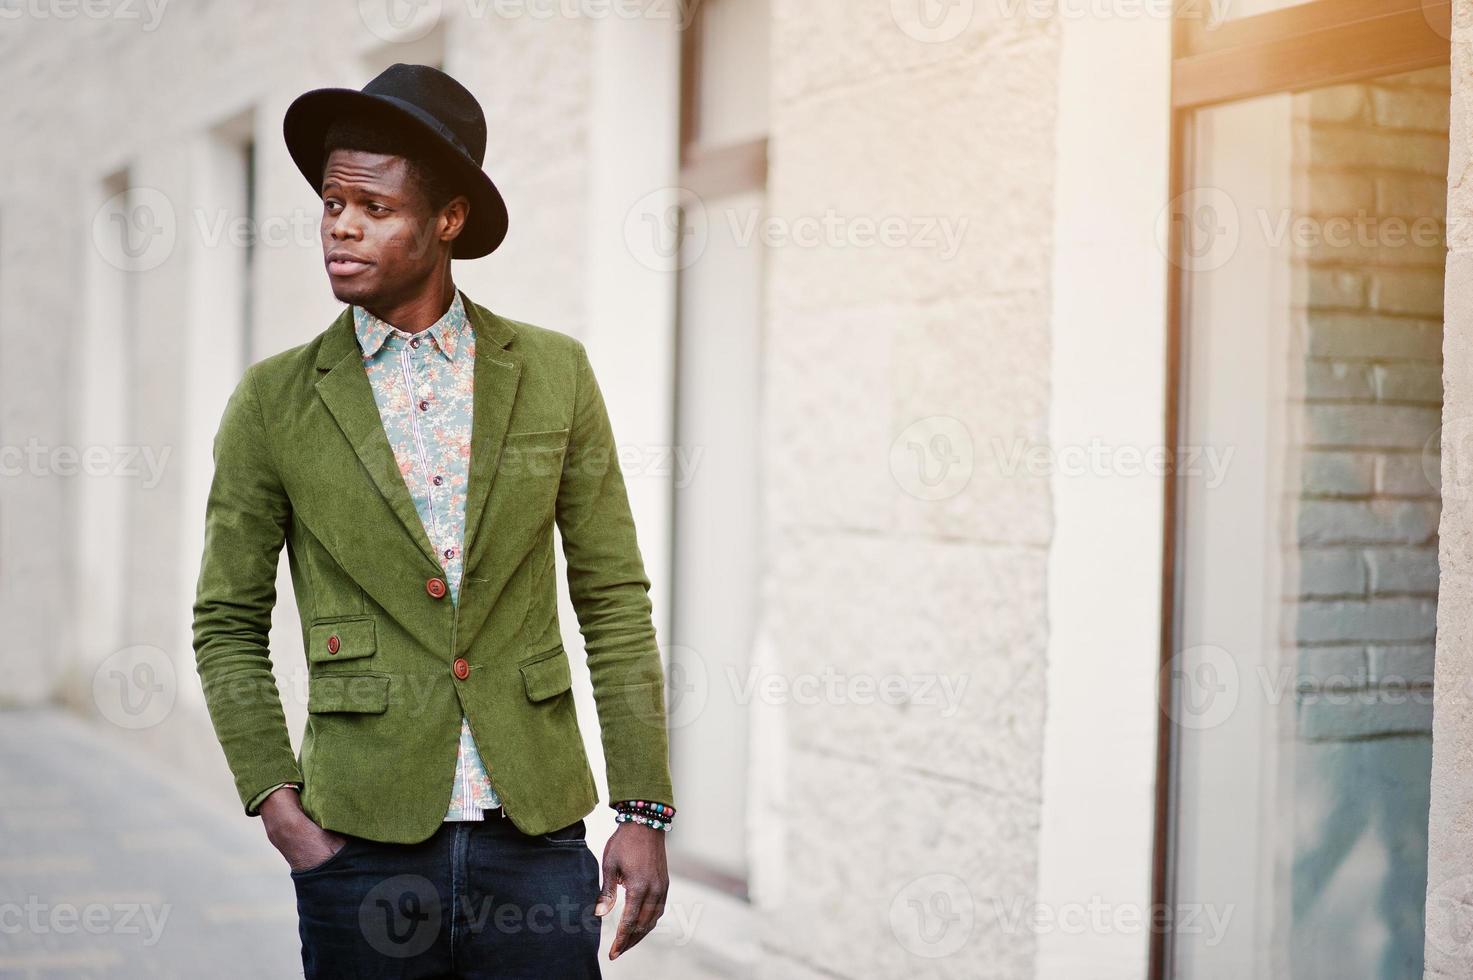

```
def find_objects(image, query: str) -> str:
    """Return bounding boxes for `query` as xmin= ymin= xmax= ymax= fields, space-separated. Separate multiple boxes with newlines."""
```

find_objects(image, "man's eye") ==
xmin=324 ymin=200 xmax=342 ymax=213
xmin=367 ymin=203 xmax=389 ymax=214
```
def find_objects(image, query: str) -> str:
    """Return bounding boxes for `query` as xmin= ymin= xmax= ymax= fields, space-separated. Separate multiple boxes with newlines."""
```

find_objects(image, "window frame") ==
xmin=1153 ymin=2 xmax=1452 ymax=975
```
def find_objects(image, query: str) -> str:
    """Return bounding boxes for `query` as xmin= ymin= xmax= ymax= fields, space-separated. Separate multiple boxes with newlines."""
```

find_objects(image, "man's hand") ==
xmin=594 ymin=822 xmax=669 ymax=960
xmin=259 ymin=787 xmax=348 ymax=872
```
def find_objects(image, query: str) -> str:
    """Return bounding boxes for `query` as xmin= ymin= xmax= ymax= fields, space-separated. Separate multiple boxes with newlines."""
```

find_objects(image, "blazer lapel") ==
xmin=313 ymin=308 xmax=441 ymax=568
xmin=461 ymin=295 xmax=522 ymax=576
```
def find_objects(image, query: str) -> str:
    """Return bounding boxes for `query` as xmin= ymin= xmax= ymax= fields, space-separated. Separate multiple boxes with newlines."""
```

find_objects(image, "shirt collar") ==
xmin=353 ymin=289 xmax=469 ymax=362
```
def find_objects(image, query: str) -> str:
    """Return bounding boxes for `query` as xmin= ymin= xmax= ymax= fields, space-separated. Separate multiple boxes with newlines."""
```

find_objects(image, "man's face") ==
xmin=319 ymin=148 xmax=456 ymax=308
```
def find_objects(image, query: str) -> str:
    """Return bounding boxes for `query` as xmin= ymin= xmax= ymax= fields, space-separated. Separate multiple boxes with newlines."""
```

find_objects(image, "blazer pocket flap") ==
xmin=504 ymin=427 xmax=570 ymax=452
xmin=521 ymin=649 xmax=573 ymax=702
xmin=308 ymin=674 xmax=390 ymax=714
xmin=308 ymin=617 xmax=377 ymax=664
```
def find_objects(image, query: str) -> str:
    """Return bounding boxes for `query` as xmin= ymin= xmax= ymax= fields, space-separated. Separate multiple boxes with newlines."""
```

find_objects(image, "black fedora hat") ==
xmin=283 ymin=63 xmax=509 ymax=259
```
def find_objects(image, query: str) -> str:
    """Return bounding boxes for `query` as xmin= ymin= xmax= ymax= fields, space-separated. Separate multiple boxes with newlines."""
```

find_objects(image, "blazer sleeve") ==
xmin=555 ymin=341 xmax=675 ymax=808
xmin=191 ymin=365 xmax=304 ymax=815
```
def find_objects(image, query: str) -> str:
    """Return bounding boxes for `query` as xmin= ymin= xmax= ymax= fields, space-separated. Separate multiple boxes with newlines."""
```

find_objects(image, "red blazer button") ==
xmin=326 ymin=635 xmax=341 ymax=655
xmin=453 ymin=658 xmax=470 ymax=680
xmin=426 ymin=577 xmax=447 ymax=598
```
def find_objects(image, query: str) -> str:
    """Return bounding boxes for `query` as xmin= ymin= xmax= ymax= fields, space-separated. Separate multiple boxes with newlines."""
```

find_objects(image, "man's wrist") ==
xmin=257 ymin=783 xmax=304 ymax=824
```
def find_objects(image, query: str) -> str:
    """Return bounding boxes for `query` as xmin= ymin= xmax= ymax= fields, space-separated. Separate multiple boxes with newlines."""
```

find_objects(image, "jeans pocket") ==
xmin=290 ymin=836 xmax=356 ymax=877
xmin=540 ymin=818 xmax=588 ymax=846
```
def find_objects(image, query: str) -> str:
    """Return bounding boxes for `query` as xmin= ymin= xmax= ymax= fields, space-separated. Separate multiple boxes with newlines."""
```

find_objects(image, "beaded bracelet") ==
xmin=615 ymin=811 xmax=673 ymax=832
xmin=611 ymin=799 xmax=676 ymax=832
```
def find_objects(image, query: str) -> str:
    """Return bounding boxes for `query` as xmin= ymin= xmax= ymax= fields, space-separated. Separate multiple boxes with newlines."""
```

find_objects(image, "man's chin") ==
xmin=327 ymin=276 xmax=377 ymax=306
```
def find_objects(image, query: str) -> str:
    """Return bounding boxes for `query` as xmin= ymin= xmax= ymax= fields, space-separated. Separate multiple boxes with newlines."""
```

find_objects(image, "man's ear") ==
xmin=441 ymin=195 xmax=471 ymax=245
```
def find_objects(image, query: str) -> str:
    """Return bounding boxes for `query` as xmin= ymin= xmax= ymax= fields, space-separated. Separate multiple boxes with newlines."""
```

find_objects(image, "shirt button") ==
xmin=443 ymin=547 xmax=456 ymax=560
xmin=410 ymin=337 xmax=421 ymax=349
xmin=426 ymin=577 xmax=447 ymax=599
xmin=419 ymin=399 xmax=430 ymax=411
xmin=453 ymin=658 xmax=470 ymax=680
xmin=432 ymin=474 xmax=444 ymax=486
xmin=326 ymin=635 xmax=340 ymax=655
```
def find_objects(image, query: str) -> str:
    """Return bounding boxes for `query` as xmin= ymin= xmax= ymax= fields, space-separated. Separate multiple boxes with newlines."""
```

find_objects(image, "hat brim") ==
xmin=283 ymin=88 xmax=508 ymax=259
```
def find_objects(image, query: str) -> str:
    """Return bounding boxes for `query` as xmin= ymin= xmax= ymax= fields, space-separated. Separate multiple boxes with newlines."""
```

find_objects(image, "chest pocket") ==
xmin=308 ymin=616 xmax=377 ymax=665
xmin=499 ymin=428 xmax=570 ymax=482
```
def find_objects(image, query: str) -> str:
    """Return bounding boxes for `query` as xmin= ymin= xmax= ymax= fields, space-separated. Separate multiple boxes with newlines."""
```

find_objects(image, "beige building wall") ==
xmin=756 ymin=2 xmax=1059 ymax=976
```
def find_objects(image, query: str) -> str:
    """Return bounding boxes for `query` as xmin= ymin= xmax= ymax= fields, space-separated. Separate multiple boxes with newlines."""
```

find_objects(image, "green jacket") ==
xmin=191 ymin=292 xmax=674 ymax=842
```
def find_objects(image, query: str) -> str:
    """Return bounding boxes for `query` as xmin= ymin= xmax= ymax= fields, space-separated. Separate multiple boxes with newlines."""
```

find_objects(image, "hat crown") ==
xmin=362 ymin=62 xmax=487 ymax=165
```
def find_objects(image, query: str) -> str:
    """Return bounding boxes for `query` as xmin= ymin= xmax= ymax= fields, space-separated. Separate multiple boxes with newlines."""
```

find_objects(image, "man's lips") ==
xmin=326 ymin=254 xmax=373 ymax=276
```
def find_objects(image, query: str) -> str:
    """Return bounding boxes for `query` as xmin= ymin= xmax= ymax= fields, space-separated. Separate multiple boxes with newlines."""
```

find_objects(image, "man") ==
xmin=191 ymin=63 xmax=675 ymax=978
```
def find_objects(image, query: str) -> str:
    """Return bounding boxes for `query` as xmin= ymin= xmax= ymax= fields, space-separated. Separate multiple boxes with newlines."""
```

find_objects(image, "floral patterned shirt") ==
xmin=353 ymin=289 xmax=501 ymax=820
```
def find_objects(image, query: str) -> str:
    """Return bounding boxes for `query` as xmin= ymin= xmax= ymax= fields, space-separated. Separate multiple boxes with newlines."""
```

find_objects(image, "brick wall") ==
xmin=1291 ymin=66 xmax=1448 ymax=741
xmin=1287 ymin=64 xmax=1448 ymax=978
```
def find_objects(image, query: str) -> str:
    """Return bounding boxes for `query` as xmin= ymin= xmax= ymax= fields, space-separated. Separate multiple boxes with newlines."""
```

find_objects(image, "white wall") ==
xmin=1035 ymin=9 xmax=1173 ymax=980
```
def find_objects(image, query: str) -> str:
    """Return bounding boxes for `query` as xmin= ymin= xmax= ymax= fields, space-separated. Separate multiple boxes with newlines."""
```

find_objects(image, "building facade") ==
xmin=3 ymin=0 xmax=1473 ymax=977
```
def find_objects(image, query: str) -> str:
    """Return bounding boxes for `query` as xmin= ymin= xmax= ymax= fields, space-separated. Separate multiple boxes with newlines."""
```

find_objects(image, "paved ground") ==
xmin=0 ymin=708 xmax=301 ymax=978
xmin=0 ymin=708 xmax=738 ymax=979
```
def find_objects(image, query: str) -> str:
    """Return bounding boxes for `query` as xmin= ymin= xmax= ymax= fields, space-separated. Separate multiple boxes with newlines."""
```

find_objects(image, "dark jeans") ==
xmin=290 ymin=812 xmax=602 ymax=979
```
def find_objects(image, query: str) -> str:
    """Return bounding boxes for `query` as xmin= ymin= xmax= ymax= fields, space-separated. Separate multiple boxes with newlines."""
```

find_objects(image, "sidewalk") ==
xmin=0 ymin=707 xmax=740 ymax=979
xmin=0 ymin=707 xmax=301 ymax=978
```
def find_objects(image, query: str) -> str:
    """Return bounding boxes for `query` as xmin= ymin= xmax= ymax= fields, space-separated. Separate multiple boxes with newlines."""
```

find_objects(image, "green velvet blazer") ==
xmin=191 ymin=291 xmax=674 ymax=842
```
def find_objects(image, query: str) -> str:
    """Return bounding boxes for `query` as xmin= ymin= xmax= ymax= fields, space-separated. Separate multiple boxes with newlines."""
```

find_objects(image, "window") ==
xmin=1159 ymin=3 xmax=1450 ymax=975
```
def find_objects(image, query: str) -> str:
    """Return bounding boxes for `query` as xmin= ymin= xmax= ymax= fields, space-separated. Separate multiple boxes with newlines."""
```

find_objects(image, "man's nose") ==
xmin=328 ymin=211 xmax=362 ymax=240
